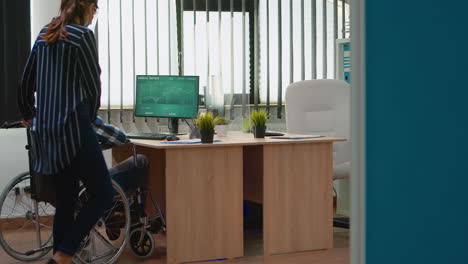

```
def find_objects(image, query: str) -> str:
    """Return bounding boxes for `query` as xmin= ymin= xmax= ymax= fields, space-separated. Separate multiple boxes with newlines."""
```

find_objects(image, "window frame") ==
xmin=177 ymin=0 xmax=258 ymax=105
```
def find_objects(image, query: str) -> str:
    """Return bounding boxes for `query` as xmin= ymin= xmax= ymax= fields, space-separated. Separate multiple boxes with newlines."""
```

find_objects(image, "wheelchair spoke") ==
xmin=39 ymin=222 xmax=52 ymax=229
xmin=70 ymin=181 xmax=129 ymax=263
xmin=74 ymin=252 xmax=89 ymax=264
xmin=1 ymin=199 xmax=27 ymax=216
xmin=39 ymin=204 xmax=53 ymax=216
xmin=18 ymin=199 xmax=32 ymax=213
xmin=91 ymin=228 xmax=117 ymax=251
xmin=91 ymin=234 xmax=97 ymax=261
xmin=89 ymin=250 xmax=116 ymax=262
xmin=19 ymin=220 xmax=34 ymax=230
xmin=0 ymin=173 xmax=55 ymax=261
xmin=102 ymin=201 xmax=121 ymax=223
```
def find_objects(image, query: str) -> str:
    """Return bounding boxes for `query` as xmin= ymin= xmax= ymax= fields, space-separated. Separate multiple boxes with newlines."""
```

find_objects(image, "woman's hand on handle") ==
xmin=22 ymin=119 xmax=32 ymax=127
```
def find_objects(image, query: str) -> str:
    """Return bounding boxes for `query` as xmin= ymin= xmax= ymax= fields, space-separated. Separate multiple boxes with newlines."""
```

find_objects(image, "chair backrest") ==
xmin=285 ymin=80 xmax=350 ymax=166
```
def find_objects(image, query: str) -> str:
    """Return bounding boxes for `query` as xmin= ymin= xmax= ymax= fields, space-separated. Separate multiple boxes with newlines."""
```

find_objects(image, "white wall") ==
xmin=30 ymin=0 xmax=60 ymax=43
xmin=0 ymin=129 xmax=29 ymax=191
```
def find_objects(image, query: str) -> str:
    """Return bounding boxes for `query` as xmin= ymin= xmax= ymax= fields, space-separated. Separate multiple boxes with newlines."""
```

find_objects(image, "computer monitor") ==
xmin=135 ymin=75 xmax=200 ymax=134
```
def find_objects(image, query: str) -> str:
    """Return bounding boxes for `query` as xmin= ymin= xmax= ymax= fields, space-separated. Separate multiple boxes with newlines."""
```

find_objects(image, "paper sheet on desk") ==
xmin=161 ymin=139 xmax=222 ymax=144
xmin=270 ymin=134 xmax=324 ymax=139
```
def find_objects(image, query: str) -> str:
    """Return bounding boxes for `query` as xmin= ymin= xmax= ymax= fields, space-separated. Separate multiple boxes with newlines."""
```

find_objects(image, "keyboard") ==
xmin=265 ymin=131 xmax=285 ymax=136
xmin=126 ymin=133 xmax=171 ymax=140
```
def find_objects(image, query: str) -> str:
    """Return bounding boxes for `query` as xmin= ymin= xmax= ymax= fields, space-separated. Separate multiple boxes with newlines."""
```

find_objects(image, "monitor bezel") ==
xmin=134 ymin=75 xmax=200 ymax=119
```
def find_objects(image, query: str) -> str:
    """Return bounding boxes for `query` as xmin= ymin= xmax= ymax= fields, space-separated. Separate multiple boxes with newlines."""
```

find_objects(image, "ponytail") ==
xmin=42 ymin=0 xmax=96 ymax=44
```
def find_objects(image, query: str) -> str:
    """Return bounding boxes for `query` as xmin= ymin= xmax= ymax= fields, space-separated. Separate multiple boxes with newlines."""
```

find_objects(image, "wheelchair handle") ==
xmin=1 ymin=121 xmax=23 ymax=129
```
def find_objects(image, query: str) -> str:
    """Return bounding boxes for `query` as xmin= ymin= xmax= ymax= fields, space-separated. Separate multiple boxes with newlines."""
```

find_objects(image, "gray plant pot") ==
xmin=200 ymin=129 xmax=214 ymax=143
xmin=253 ymin=126 xmax=266 ymax=138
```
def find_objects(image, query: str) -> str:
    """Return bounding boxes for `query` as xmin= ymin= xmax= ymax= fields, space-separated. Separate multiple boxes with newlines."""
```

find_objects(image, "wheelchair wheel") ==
xmin=73 ymin=180 xmax=130 ymax=264
xmin=0 ymin=172 xmax=54 ymax=261
xmin=129 ymin=228 xmax=155 ymax=259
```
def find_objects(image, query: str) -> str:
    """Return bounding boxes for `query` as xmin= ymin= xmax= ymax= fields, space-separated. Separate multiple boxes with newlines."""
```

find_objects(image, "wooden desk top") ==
xmin=129 ymin=131 xmax=346 ymax=149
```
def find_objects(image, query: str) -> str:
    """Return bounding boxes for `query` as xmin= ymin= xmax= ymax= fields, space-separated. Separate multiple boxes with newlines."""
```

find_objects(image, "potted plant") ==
xmin=214 ymin=116 xmax=230 ymax=137
xmin=195 ymin=112 xmax=215 ymax=143
xmin=250 ymin=109 xmax=268 ymax=138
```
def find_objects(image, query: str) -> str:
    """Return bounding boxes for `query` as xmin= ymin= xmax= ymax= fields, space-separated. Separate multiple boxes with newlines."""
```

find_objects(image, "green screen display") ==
xmin=135 ymin=75 xmax=199 ymax=118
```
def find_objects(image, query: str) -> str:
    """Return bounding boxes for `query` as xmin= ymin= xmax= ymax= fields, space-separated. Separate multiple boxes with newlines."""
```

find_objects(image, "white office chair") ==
xmin=285 ymin=79 xmax=350 ymax=228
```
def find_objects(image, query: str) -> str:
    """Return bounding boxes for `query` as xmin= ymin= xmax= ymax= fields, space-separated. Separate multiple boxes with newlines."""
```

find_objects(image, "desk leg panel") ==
xmin=166 ymin=146 xmax=244 ymax=263
xmin=264 ymin=143 xmax=333 ymax=255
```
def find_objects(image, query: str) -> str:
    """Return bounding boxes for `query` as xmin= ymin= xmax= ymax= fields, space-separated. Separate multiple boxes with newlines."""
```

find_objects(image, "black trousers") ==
xmin=52 ymin=105 xmax=114 ymax=256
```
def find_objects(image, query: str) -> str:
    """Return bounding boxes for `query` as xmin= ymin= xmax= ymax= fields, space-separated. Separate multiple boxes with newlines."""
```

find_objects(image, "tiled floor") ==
xmin=0 ymin=228 xmax=349 ymax=264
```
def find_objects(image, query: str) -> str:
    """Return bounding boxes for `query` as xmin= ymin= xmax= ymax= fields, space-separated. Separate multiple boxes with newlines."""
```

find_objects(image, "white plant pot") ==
xmin=215 ymin=125 xmax=229 ymax=137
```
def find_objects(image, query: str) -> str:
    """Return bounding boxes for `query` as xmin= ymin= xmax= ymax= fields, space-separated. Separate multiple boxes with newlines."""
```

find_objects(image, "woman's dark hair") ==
xmin=42 ymin=0 xmax=98 ymax=43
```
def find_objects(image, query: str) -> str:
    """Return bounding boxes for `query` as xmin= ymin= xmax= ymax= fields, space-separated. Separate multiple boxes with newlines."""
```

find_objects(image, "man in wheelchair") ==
xmin=93 ymin=116 xmax=149 ymax=225
xmin=93 ymin=116 xmax=148 ymax=173
xmin=94 ymin=117 xmax=166 ymax=259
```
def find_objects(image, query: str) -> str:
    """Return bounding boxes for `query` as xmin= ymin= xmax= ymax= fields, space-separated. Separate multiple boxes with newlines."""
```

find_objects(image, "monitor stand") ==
xmin=168 ymin=118 xmax=179 ymax=135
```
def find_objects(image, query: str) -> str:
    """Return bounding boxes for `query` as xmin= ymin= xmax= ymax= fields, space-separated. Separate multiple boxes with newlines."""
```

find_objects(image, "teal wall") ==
xmin=365 ymin=1 xmax=468 ymax=263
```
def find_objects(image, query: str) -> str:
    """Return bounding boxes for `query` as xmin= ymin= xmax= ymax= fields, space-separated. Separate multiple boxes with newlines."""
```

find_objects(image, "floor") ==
xmin=0 ymin=227 xmax=349 ymax=264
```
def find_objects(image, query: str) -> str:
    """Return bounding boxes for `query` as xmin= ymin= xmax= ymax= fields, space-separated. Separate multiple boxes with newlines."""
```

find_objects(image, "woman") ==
xmin=18 ymin=1 xmax=114 ymax=264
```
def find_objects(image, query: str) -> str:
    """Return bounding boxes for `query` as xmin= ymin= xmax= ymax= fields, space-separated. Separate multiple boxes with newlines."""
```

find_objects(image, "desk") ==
xmin=112 ymin=132 xmax=345 ymax=263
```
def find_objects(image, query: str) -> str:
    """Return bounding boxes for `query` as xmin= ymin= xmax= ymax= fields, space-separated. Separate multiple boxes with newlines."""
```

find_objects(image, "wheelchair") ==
xmin=107 ymin=143 xmax=166 ymax=259
xmin=0 ymin=122 xmax=166 ymax=262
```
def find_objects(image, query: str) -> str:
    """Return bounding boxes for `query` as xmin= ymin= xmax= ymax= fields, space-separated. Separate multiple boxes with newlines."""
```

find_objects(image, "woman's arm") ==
xmin=77 ymin=30 xmax=101 ymax=121
xmin=18 ymin=45 xmax=37 ymax=121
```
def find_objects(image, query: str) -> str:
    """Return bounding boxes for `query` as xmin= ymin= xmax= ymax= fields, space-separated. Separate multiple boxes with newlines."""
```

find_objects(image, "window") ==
xmin=95 ymin=0 xmax=350 ymax=116
xmin=182 ymin=11 xmax=250 ymax=96
xmin=259 ymin=0 xmax=350 ymax=103
xmin=96 ymin=0 xmax=178 ymax=108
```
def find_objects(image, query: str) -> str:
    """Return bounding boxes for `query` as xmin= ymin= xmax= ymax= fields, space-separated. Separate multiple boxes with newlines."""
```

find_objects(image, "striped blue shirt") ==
xmin=18 ymin=24 xmax=101 ymax=175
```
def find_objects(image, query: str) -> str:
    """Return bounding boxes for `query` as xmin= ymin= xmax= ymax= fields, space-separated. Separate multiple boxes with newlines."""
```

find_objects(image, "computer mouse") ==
xmin=166 ymin=135 xmax=180 ymax=141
